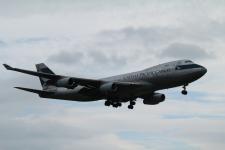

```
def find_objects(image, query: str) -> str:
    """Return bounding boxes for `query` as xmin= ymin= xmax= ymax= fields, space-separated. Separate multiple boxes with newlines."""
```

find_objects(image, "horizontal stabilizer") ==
xmin=3 ymin=64 xmax=13 ymax=70
xmin=15 ymin=87 xmax=54 ymax=95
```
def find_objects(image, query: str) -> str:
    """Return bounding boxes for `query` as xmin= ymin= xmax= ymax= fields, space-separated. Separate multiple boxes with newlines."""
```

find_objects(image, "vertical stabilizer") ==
xmin=36 ymin=63 xmax=55 ymax=89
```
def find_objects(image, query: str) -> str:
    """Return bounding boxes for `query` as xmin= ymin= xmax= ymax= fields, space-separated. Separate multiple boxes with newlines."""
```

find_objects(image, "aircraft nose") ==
xmin=201 ymin=66 xmax=207 ymax=75
xmin=194 ymin=65 xmax=207 ymax=78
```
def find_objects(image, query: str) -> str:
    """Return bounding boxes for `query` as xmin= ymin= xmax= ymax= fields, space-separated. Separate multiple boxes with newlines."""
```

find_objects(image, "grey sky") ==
xmin=48 ymin=51 xmax=85 ymax=64
xmin=159 ymin=43 xmax=213 ymax=60
xmin=1 ymin=0 xmax=225 ymax=150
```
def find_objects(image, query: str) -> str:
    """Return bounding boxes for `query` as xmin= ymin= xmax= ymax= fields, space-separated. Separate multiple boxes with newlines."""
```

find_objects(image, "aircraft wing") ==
xmin=113 ymin=81 xmax=150 ymax=87
xmin=3 ymin=64 xmax=150 ymax=89
xmin=3 ymin=64 xmax=102 ymax=88
xmin=3 ymin=64 xmax=61 ymax=79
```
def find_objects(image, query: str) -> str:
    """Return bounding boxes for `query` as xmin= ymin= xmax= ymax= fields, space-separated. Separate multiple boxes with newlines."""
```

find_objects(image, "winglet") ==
xmin=3 ymin=64 xmax=13 ymax=70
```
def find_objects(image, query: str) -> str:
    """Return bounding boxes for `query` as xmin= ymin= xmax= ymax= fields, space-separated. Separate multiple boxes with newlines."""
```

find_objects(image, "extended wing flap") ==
xmin=70 ymin=77 xmax=102 ymax=88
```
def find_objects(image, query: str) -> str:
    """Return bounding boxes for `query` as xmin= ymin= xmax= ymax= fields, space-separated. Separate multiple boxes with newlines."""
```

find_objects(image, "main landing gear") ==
xmin=104 ymin=100 xmax=111 ymax=106
xmin=104 ymin=100 xmax=122 ymax=108
xmin=181 ymin=84 xmax=188 ymax=95
xmin=104 ymin=100 xmax=136 ymax=109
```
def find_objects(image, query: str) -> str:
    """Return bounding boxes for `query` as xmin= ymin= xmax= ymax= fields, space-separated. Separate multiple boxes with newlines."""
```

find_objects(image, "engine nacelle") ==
xmin=99 ymin=83 xmax=118 ymax=95
xmin=55 ymin=78 xmax=77 ymax=89
xmin=143 ymin=93 xmax=165 ymax=105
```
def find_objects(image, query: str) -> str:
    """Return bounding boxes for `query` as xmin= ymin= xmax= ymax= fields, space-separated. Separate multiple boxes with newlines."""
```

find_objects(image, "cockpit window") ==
xmin=176 ymin=64 xmax=201 ymax=70
xmin=185 ymin=60 xmax=192 ymax=63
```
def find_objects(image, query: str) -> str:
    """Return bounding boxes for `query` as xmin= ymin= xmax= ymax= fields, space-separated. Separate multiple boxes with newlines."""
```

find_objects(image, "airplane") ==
xmin=3 ymin=59 xmax=207 ymax=109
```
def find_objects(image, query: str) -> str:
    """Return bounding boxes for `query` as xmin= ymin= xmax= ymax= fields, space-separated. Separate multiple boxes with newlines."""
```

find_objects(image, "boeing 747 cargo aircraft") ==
xmin=3 ymin=60 xmax=207 ymax=109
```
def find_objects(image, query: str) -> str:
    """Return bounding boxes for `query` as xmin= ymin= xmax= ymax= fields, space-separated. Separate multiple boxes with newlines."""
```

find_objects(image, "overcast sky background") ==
xmin=0 ymin=0 xmax=225 ymax=150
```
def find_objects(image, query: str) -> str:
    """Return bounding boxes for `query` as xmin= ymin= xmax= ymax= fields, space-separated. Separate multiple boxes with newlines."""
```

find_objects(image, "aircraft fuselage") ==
xmin=43 ymin=60 xmax=207 ymax=102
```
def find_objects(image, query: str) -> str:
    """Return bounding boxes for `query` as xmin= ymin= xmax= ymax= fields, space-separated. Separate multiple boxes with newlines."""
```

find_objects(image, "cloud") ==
xmin=99 ymin=26 xmax=180 ymax=49
xmin=0 ymin=0 xmax=83 ymax=17
xmin=48 ymin=49 xmax=127 ymax=67
xmin=0 ymin=115 xmax=146 ymax=150
xmin=88 ymin=50 xmax=127 ymax=68
xmin=208 ymin=21 xmax=225 ymax=38
xmin=0 ymin=40 xmax=6 ymax=46
xmin=48 ymin=51 xmax=84 ymax=65
xmin=46 ymin=49 xmax=129 ymax=78
xmin=15 ymin=37 xmax=49 ymax=44
xmin=159 ymin=43 xmax=213 ymax=60
xmin=1 ymin=97 xmax=225 ymax=150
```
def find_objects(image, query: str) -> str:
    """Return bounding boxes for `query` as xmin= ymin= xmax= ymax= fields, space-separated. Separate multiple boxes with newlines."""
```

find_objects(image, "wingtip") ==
xmin=3 ymin=64 xmax=12 ymax=70
xmin=14 ymin=87 xmax=24 ymax=91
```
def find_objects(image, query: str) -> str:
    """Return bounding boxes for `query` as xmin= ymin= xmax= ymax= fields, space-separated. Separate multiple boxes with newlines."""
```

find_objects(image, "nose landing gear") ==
xmin=181 ymin=84 xmax=188 ymax=95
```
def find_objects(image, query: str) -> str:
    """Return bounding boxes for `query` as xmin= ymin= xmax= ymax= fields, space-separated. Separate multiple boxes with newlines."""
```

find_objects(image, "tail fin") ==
xmin=36 ymin=63 xmax=55 ymax=89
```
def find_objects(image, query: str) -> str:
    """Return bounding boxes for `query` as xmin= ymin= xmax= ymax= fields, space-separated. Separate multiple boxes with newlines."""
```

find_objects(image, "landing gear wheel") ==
xmin=130 ymin=101 xmax=136 ymax=105
xmin=182 ymin=90 xmax=188 ymax=95
xmin=104 ymin=101 xmax=111 ymax=106
xmin=117 ymin=103 xmax=122 ymax=107
xmin=113 ymin=103 xmax=119 ymax=108
xmin=128 ymin=105 xmax=134 ymax=109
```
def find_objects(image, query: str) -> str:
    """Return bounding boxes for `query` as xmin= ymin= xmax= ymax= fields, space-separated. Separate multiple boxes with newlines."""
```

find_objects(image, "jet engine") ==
xmin=143 ymin=93 xmax=165 ymax=105
xmin=55 ymin=78 xmax=77 ymax=89
xmin=99 ymin=83 xmax=118 ymax=95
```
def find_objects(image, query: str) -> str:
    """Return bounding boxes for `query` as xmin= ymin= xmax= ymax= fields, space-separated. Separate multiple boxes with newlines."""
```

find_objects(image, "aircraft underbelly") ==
xmin=150 ymin=70 xmax=200 ymax=90
xmin=43 ymin=87 xmax=101 ymax=102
